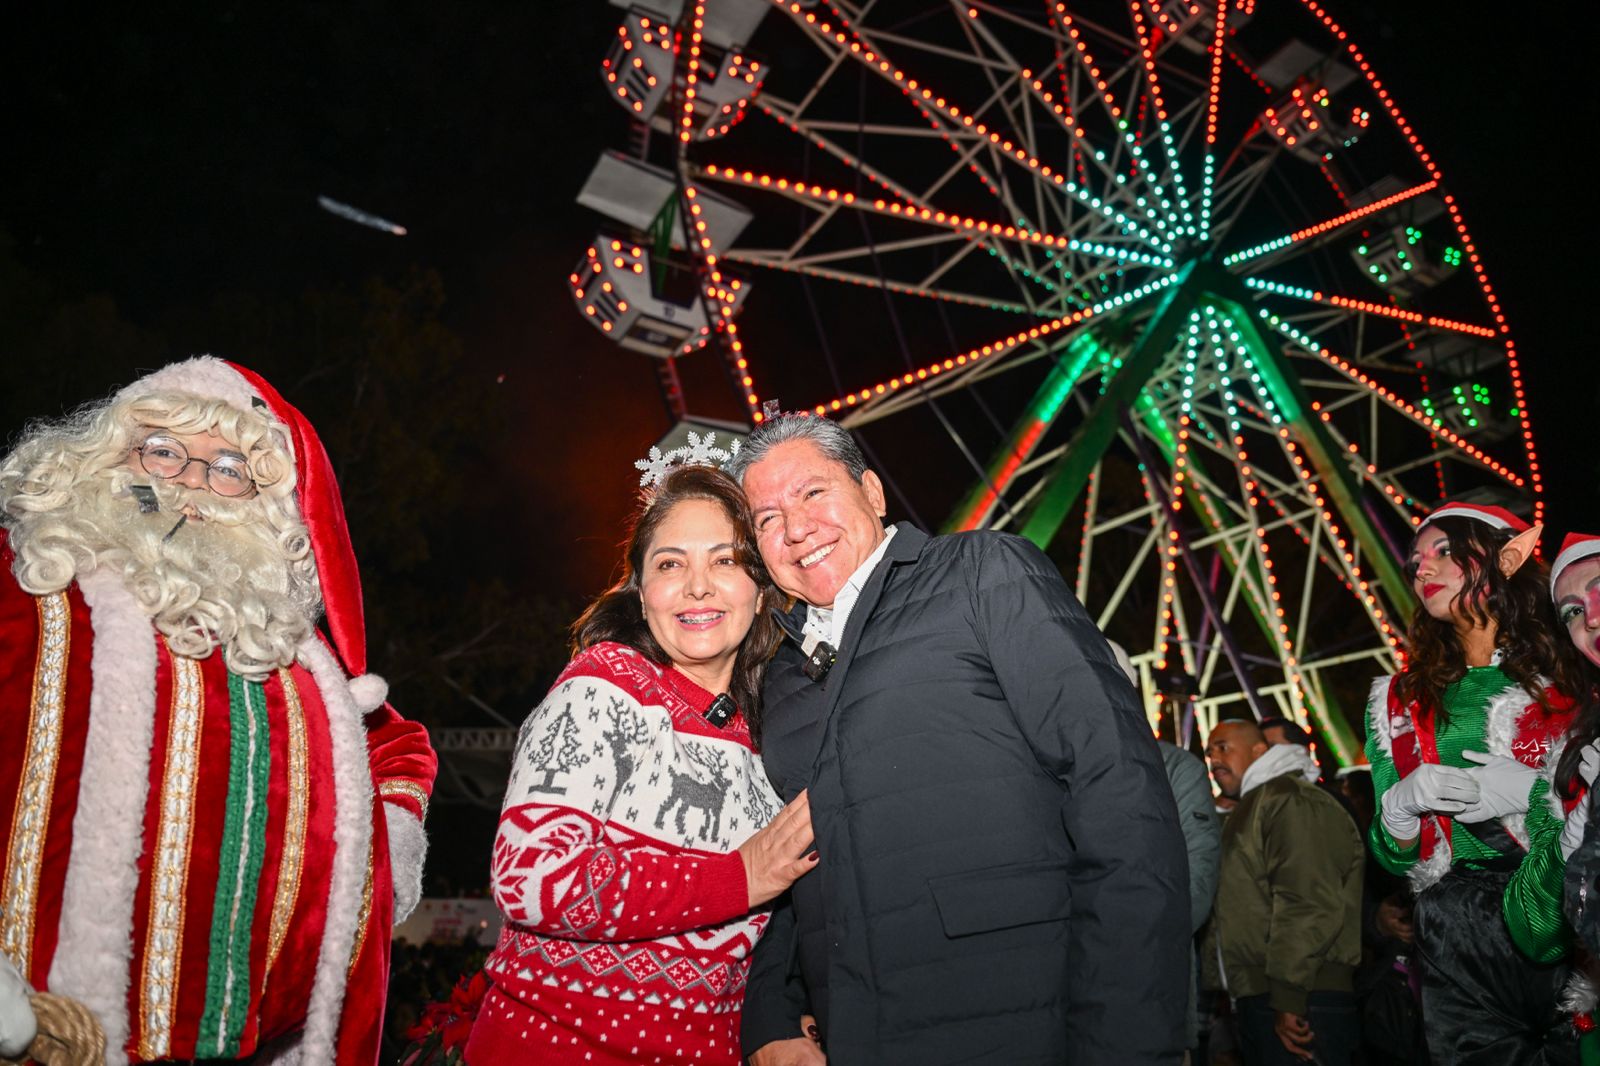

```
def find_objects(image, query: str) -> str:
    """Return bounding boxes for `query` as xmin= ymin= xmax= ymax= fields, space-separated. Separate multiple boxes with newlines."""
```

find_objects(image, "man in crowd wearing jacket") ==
xmin=1205 ymin=719 xmax=1364 ymax=1065
xmin=729 ymin=412 xmax=1189 ymax=1066
xmin=1108 ymin=642 xmax=1222 ymax=1059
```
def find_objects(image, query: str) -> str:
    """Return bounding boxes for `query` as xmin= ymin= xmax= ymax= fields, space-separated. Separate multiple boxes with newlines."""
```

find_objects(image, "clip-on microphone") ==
xmin=801 ymin=634 xmax=836 ymax=682
xmin=130 ymin=485 xmax=160 ymax=514
xmin=771 ymin=608 xmax=837 ymax=683
xmin=704 ymin=694 xmax=737 ymax=729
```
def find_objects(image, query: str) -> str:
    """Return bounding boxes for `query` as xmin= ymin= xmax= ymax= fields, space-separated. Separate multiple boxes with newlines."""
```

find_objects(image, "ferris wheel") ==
xmin=572 ymin=0 xmax=1540 ymax=763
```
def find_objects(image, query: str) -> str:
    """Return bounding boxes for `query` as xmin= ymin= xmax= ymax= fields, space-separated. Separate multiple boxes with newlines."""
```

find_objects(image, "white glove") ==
xmin=1380 ymin=763 xmax=1479 ymax=841
xmin=1560 ymin=741 xmax=1600 ymax=860
xmin=0 ymin=952 xmax=37 ymax=1059
xmin=1457 ymin=751 xmax=1536 ymax=823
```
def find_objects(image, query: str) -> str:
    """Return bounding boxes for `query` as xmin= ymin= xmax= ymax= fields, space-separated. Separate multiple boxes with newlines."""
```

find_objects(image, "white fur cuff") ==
xmin=386 ymin=804 xmax=427 ymax=925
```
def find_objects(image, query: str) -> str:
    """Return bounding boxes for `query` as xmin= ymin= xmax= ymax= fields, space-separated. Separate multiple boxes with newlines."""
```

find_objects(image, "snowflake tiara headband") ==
xmin=633 ymin=431 xmax=742 ymax=488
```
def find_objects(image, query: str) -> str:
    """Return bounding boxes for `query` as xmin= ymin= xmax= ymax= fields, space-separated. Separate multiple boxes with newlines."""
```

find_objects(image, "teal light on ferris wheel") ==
xmin=568 ymin=0 xmax=1547 ymax=762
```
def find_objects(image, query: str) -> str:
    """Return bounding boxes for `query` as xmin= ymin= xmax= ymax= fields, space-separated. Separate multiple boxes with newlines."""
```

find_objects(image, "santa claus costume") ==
xmin=0 ymin=358 xmax=436 ymax=1064
xmin=1366 ymin=502 xmax=1581 ymax=1064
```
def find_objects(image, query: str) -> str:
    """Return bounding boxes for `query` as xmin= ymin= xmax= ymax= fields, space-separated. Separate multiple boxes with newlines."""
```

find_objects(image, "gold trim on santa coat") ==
xmin=138 ymin=652 xmax=204 ymax=1061
xmin=378 ymin=778 xmax=429 ymax=820
xmin=346 ymin=837 xmax=376 ymax=978
xmin=0 ymin=593 xmax=70 ymax=978
xmin=264 ymin=666 xmax=309 ymax=977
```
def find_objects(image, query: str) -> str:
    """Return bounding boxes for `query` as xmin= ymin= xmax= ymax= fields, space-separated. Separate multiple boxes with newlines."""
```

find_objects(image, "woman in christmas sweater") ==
xmin=464 ymin=461 xmax=818 ymax=1066
xmin=1366 ymin=502 xmax=1584 ymax=1064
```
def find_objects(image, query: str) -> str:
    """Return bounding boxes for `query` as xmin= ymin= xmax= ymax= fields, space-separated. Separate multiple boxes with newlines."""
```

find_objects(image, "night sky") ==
xmin=4 ymin=4 xmax=1596 ymax=708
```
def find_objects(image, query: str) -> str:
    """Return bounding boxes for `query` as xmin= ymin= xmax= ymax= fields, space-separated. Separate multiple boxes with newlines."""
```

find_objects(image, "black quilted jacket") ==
xmin=741 ymin=524 xmax=1190 ymax=1065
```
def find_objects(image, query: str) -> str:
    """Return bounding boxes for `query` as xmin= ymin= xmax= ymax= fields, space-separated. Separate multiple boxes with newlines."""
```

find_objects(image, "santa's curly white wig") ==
xmin=0 ymin=389 xmax=321 ymax=679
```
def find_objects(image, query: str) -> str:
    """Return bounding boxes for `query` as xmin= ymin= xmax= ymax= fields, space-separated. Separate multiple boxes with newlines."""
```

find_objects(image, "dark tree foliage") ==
xmin=0 ymin=235 xmax=573 ymax=735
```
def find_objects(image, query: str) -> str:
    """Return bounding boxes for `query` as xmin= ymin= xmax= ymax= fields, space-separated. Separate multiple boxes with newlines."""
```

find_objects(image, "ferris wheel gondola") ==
xmin=571 ymin=0 xmax=1541 ymax=762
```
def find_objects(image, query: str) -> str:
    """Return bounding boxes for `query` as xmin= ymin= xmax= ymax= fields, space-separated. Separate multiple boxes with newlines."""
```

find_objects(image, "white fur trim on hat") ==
xmin=1420 ymin=501 xmax=1529 ymax=534
xmin=348 ymin=674 xmax=389 ymax=716
xmin=115 ymin=356 xmax=263 ymax=414
xmin=1552 ymin=537 xmax=1600 ymax=597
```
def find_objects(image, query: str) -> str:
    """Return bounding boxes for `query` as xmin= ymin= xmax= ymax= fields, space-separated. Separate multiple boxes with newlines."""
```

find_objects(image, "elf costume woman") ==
xmin=1499 ymin=532 xmax=1600 ymax=1063
xmin=1366 ymin=502 xmax=1584 ymax=1064
xmin=1549 ymin=533 xmax=1600 ymax=965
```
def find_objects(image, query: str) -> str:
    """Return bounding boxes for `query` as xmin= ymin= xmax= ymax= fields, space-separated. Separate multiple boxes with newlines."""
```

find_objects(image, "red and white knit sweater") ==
xmin=478 ymin=642 xmax=781 ymax=1059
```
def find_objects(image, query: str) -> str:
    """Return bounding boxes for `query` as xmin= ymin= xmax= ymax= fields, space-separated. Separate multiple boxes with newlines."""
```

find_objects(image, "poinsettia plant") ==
xmin=399 ymin=969 xmax=491 ymax=1066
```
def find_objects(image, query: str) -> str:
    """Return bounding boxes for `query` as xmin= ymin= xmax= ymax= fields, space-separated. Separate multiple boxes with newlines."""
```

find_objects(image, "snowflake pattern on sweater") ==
xmin=485 ymin=642 xmax=781 ymax=1016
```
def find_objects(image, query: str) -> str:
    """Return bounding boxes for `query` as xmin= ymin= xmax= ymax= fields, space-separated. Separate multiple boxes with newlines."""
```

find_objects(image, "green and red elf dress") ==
xmin=1500 ymin=737 xmax=1600 ymax=1064
xmin=1366 ymin=663 xmax=1579 ymax=1063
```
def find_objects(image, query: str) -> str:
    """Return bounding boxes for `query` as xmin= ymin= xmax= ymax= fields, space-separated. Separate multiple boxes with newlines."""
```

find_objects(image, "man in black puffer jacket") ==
xmin=729 ymin=413 xmax=1189 ymax=1066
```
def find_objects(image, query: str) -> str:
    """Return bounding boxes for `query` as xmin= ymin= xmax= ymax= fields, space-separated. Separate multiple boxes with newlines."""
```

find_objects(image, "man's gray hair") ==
xmin=725 ymin=413 xmax=869 ymax=484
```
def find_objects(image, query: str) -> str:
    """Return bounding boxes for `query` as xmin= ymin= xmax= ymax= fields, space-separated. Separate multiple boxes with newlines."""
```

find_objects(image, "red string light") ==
xmin=1265 ymin=315 xmax=1522 ymax=485
xmin=676 ymin=6 xmax=763 ymax=422
xmin=1298 ymin=0 xmax=1542 ymax=521
xmin=698 ymin=164 xmax=1173 ymax=266
xmin=1247 ymin=280 xmax=1497 ymax=338
xmin=1205 ymin=0 xmax=1228 ymax=147
xmin=806 ymin=274 xmax=1178 ymax=414
xmin=1288 ymin=181 xmax=1438 ymax=242
xmin=721 ymin=251 xmax=1034 ymax=314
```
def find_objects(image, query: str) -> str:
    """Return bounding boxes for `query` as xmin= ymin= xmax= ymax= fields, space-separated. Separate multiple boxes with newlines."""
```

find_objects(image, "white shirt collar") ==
xmin=805 ymin=523 xmax=896 ymax=648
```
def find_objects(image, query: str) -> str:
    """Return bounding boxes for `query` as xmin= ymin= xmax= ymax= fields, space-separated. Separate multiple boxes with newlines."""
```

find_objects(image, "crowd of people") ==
xmin=2 ymin=358 xmax=1599 ymax=1066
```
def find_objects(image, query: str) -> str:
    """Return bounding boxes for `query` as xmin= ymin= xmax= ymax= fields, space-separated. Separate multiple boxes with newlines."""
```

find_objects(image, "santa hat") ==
xmin=116 ymin=356 xmax=368 ymax=675
xmin=1551 ymin=533 xmax=1600 ymax=598
xmin=1419 ymin=500 xmax=1531 ymax=535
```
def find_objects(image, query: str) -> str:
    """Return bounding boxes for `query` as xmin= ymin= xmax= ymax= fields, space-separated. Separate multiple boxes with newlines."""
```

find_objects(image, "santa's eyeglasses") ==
xmin=133 ymin=435 xmax=258 ymax=498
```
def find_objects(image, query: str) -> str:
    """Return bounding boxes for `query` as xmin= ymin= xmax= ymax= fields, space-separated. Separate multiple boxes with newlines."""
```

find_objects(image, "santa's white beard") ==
xmin=9 ymin=471 xmax=320 ymax=679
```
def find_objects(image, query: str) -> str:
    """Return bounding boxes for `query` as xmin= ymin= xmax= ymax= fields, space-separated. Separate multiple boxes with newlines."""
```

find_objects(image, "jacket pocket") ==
xmin=927 ymin=859 xmax=1073 ymax=938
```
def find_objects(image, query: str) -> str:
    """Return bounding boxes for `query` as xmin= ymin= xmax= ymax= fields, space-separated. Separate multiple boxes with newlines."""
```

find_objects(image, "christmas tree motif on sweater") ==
xmin=656 ymin=739 xmax=731 ymax=843
xmin=742 ymin=769 xmax=779 ymax=828
xmin=526 ymin=705 xmax=591 ymax=796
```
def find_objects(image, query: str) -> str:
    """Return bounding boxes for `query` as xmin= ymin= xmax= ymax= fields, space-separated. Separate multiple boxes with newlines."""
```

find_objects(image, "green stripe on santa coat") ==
xmin=198 ymin=672 xmax=273 ymax=1056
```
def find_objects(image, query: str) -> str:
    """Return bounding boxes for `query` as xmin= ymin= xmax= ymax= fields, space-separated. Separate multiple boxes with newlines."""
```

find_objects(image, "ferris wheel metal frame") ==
xmin=573 ymin=0 xmax=1542 ymax=763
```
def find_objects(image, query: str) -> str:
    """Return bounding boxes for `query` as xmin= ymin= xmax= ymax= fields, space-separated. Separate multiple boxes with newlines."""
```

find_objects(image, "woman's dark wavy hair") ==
xmin=1395 ymin=515 xmax=1586 ymax=757
xmin=571 ymin=464 xmax=780 ymax=741
xmin=1555 ymin=663 xmax=1600 ymax=799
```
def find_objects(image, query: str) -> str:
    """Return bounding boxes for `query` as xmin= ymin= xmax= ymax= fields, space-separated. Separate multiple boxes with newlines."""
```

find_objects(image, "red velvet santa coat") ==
xmin=0 ymin=532 xmax=436 ymax=1064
